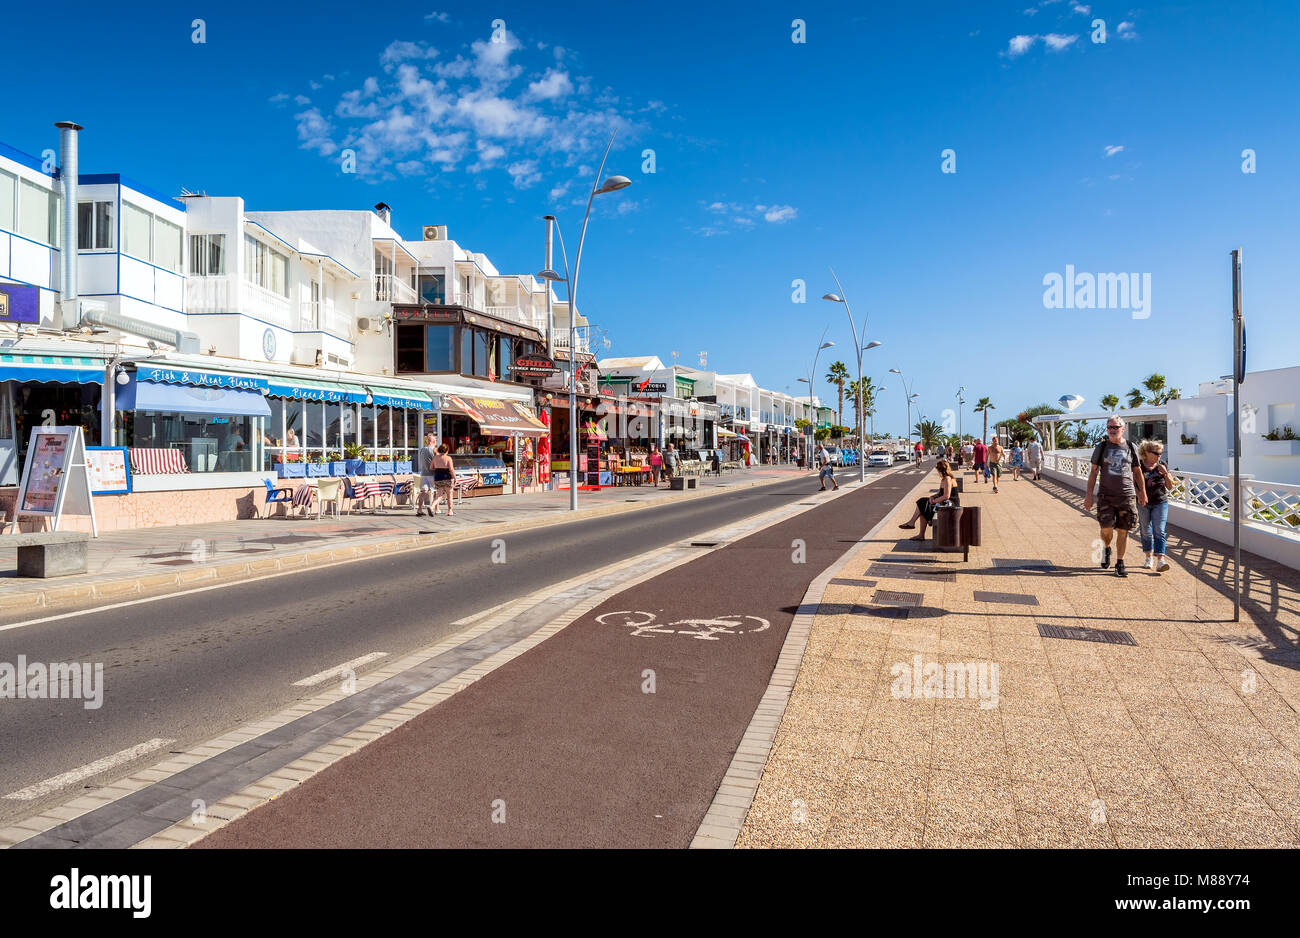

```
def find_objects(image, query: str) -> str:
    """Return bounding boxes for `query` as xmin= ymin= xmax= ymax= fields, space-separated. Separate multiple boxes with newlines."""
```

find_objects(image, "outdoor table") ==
xmin=353 ymin=478 xmax=395 ymax=510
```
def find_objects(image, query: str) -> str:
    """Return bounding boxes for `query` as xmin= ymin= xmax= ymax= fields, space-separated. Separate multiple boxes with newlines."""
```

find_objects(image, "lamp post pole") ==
xmin=537 ymin=131 xmax=630 ymax=511
xmin=798 ymin=329 xmax=834 ymax=471
xmin=823 ymin=269 xmax=881 ymax=483
xmin=891 ymin=368 xmax=914 ymax=451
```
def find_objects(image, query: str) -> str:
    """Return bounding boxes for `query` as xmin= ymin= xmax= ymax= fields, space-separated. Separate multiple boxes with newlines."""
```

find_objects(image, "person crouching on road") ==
xmin=1083 ymin=417 xmax=1147 ymax=578
xmin=899 ymin=459 xmax=959 ymax=541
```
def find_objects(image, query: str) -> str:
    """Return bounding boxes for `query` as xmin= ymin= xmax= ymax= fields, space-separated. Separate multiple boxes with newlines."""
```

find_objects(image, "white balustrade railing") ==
xmin=374 ymin=274 xmax=418 ymax=304
xmin=1042 ymin=453 xmax=1300 ymax=537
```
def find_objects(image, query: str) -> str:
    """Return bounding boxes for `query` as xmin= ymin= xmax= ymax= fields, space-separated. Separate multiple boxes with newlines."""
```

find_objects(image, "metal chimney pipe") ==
xmin=55 ymin=121 xmax=83 ymax=331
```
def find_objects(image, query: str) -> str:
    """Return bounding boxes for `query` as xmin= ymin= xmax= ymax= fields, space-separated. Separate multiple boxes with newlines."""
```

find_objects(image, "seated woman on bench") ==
xmin=898 ymin=459 xmax=959 ymax=541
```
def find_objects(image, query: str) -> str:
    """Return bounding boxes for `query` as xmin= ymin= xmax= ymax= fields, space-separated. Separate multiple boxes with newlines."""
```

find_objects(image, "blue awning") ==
xmin=0 ymin=353 xmax=105 ymax=384
xmin=266 ymin=380 xmax=367 ymax=404
xmin=368 ymin=386 xmax=435 ymax=410
xmin=134 ymin=364 xmax=269 ymax=393
xmin=117 ymin=378 xmax=271 ymax=417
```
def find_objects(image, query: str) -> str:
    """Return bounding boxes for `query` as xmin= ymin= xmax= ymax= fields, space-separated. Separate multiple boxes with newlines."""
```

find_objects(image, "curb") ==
xmin=0 ymin=472 xmax=798 ymax=616
xmin=690 ymin=467 xmax=934 ymax=849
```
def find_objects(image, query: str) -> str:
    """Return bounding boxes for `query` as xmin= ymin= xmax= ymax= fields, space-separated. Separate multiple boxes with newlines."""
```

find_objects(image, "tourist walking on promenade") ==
xmin=1137 ymin=439 xmax=1174 ymax=572
xmin=961 ymin=439 xmax=974 ymax=469
xmin=817 ymin=443 xmax=839 ymax=491
xmin=1083 ymin=416 xmax=1147 ymax=577
xmin=649 ymin=444 xmax=663 ymax=486
xmin=987 ymin=437 xmax=1004 ymax=493
xmin=898 ymin=459 xmax=959 ymax=541
xmin=429 ymin=442 xmax=456 ymax=516
xmin=971 ymin=437 xmax=988 ymax=483
xmin=1009 ymin=441 xmax=1024 ymax=481
xmin=663 ymin=443 xmax=679 ymax=483
xmin=416 ymin=433 xmax=438 ymax=517
xmin=1026 ymin=436 xmax=1044 ymax=480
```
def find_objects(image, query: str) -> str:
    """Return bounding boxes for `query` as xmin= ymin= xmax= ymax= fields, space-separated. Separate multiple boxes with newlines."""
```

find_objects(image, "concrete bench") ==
xmin=8 ymin=532 xmax=91 ymax=578
xmin=668 ymin=476 xmax=698 ymax=491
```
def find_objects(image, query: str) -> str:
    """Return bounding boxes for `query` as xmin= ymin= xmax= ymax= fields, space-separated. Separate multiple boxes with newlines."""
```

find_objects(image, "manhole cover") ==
xmin=974 ymin=591 xmax=1040 ymax=606
xmin=993 ymin=558 xmax=1056 ymax=571
xmin=865 ymin=564 xmax=955 ymax=583
xmin=1038 ymin=623 xmax=1137 ymax=646
xmin=830 ymin=577 xmax=878 ymax=587
xmin=871 ymin=589 xmax=924 ymax=607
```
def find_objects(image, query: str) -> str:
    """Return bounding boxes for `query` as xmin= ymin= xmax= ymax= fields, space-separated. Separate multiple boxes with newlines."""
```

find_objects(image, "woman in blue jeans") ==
xmin=1137 ymin=440 xmax=1175 ymax=572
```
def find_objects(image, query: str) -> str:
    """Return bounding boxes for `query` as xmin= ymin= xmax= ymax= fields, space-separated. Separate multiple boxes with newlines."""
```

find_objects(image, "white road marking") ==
xmin=291 ymin=652 xmax=388 ymax=687
xmin=5 ymin=738 xmax=175 ymax=801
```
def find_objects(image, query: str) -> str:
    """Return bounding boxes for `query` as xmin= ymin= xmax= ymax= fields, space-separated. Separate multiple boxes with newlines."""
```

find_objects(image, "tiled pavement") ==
xmin=0 ymin=467 xmax=799 ymax=610
xmin=734 ymin=467 xmax=1300 ymax=848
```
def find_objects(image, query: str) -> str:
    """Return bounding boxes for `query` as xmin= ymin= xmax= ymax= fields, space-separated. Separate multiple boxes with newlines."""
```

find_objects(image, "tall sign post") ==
xmin=1231 ymin=249 xmax=1244 ymax=623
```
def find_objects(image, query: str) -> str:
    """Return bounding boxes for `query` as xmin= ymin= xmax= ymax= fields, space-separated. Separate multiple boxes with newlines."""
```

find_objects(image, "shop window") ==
xmin=77 ymin=201 xmax=114 ymax=250
xmin=130 ymin=411 xmax=255 ymax=473
xmin=284 ymin=402 xmax=305 ymax=449
xmin=303 ymin=401 xmax=324 ymax=449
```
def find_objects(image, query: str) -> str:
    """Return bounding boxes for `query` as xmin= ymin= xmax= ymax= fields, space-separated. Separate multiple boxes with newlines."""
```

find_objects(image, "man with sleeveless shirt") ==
xmin=1083 ymin=416 xmax=1147 ymax=578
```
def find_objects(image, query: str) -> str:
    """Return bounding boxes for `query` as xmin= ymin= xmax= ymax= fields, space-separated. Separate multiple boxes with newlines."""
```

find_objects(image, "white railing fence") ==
xmin=373 ymin=274 xmax=418 ymax=304
xmin=1043 ymin=453 xmax=1300 ymax=538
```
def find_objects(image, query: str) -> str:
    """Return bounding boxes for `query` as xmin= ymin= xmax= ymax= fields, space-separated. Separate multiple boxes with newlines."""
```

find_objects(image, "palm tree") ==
xmin=1100 ymin=394 xmax=1119 ymax=411
xmin=1140 ymin=373 xmax=1181 ymax=405
xmin=1126 ymin=387 xmax=1145 ymax=409
xmin=914 ymin=419 xmax=944 ymax=450
xmin=826 ymin=361 xmax=850 ymax=430
xmin=973 ymin=397 xmax=994 ymax=442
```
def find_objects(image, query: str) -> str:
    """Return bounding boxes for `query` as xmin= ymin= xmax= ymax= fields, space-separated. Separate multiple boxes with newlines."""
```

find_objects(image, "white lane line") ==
xmin=291 ymin=652 xmax=388 ymax=687
xmin=5 ymin=738 xmax=175 ymax=801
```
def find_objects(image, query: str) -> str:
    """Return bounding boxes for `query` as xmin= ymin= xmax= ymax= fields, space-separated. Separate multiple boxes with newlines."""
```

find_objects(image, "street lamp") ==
xmin=536 ymin=131 xmax=630 ymax=511
xmin=821 ymin=270 xmax=882 ymax=483
xmin=956 ymin=385 xmax=966 ymax=444
xmin=800 ymin=333 xmax=834 ymax=467
xmin=890 ymin=367 xmax=918 ymax=453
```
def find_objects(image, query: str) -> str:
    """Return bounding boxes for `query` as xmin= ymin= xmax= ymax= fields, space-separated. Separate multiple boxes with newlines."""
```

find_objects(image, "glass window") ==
xmin=473 ymin=330 xmax=490 ymax=378
xmin=270 ymin=251 xmax=288 ymax=296
xmin=77 ymin=201 xmax=114 ymax=249
xmin=19 ymin=179 xmax=54 ymax=243
xmin=426 ymin=324 xmax=454 ymax=371
xmin=396 ymin=324 xmax=423 ymax=373
xmin=0 ymin=169 xmax=14 ymax=230
xmin=284 ymin=402 xmax=305 ymax=450
xmin=154 ymin=217 xmax=181 ymax=272
xmin=189 ymin=234 xmax=225 ymax=276
xmin=418 ymin=273 xmax=445 ymax=304
xmin=461 ymin=326 xmax=474 ymax=375
xmin=326 ymin=402 xmax=345 ymax=451
xmin=128 ymin=411 xmax=255 ymax=473
xmin=303 ymin=401 xmax=324 ymax=449
xmin=122 ymin=202 xmax=152 ymax=259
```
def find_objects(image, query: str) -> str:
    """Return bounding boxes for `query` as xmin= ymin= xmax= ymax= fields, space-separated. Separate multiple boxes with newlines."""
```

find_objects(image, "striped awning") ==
xmin=0 ymin=352 xmax=105 ymax=384
xmin=367 ymin=386 xmax=434 ymax=410
xmin=266 ymin=379 xmax=366 ymax=404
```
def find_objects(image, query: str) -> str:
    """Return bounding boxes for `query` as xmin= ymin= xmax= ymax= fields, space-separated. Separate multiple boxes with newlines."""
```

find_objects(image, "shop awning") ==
xmin=0 ymin=352 xmax=105 ymax=384
xmin=266 ymin=379 xmax=365 ymax=404
xmin=134 ymin=363 xmax=270 ymax=393
xmin=447 ymin=396 xmax=550 ymax=437
xmin=717 ymin=427 xmax=739 ymax=439
xmin=367 ymin=385 xmax=434 ymax=410
xmin=117 ymin=378 xmax=272 ymax=417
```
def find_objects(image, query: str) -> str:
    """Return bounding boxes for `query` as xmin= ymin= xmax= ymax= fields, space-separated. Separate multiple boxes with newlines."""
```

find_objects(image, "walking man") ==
xmin=416 ymin=433 xmax=438 ymax=516
xmin=817 ymin=442 xmax=839 ymax=491
xmin=987 ymin=436 xmax=1004 ymax=494
xmin=1083 ymin=416 xmax=1147 ymax=578
xmin=971 ymin=437 xmax=988 ymax=483
xmin=1026 ymin=436 xmax=1044 ymax=481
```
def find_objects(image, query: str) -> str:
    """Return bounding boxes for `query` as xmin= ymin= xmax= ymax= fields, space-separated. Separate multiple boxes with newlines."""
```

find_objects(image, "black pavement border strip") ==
xmin=1 ymin=471 xmax=880 ymax=849
xmin=0 ymin=472 xmax=797 ymax=618
xmin=691 ymin=470 xmax=937 ymax=848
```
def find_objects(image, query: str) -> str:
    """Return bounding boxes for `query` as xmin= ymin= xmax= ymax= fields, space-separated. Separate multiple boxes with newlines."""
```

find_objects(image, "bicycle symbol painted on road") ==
xmin=595 ymin=610 xmax=771 ymax=641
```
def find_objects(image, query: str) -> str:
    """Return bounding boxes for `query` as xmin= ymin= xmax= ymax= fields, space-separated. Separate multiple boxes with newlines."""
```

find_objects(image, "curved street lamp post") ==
xmin=822 ymin=269 xmax=881 ymax=483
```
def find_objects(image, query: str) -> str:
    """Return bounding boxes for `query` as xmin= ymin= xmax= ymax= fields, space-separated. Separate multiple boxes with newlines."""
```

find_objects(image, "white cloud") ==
xmin=1117 ymin=21 xmax=1138 ymax=39
xmin=268 ymin=92 xmax=290 ymax=103
xmin=294 ymin=94 xmax=311 ymax=105
xmin=1023 ymin=7 xmax=1038 ymax=15
xmin=524 ymin=68 xmax=573 ymax=101
xmin=1006 ymin=35 xmax=1037 ymax=56
xmin=762 ymin=205 xmax=797 ymax=223
xmin=505 ymin=160 xmax=541 ymax=189
xmin=424 ymin=11 xmax=450 ymax=23
xmin=381 ymin=40 xmax=438 ymax=70
xmin=295 ymin=108 xmax=336 ymax=156
xmin=1042 ymin=33 xmax=1078 ymax=50
xmin=1070 ymin=2 xmax=1091 ymax=14
xmin=1103 ymin=144 xmax=1124 ymax=157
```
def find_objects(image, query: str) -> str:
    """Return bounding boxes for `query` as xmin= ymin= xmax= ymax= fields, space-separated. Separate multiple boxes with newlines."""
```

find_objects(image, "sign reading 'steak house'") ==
xmin=512 ymin=356 xmax=559 ymax=376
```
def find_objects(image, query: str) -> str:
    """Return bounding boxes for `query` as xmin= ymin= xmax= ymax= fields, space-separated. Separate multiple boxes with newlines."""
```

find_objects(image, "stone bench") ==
xmin=7 ymin=532 xmax=91 ymax=578
xmin=668 ymin=476 xmax=698 ymax=491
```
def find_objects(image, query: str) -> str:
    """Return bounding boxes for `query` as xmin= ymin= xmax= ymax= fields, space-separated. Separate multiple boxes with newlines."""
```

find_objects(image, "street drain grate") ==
xmin=871 ymin=589 xmax=924 ymax=607
xmin=865 ymin=564 xmax=956 ymax=583
xmin=879 ymin=556 xmax=939 ymax=564
xmin=1038 ymin=623 xmax=1137 ymax=646
xmin=974 ymin=590 xmax=1040 ymax=606
xmin=993 ymin=558 xmax=1056 ymax=571
xmin=830 ymin=577 xmax=878 ymax=587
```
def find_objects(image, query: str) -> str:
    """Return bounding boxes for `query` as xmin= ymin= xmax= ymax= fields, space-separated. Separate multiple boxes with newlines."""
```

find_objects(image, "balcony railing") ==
xmin=374 ymin=274 xmax=418 ymax=304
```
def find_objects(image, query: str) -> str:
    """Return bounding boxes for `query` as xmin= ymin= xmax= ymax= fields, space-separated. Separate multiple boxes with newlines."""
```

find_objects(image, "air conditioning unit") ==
xmin=422 ymin=225 xmax=446 ymax=241
xmin=357 ymin=317 xmax=385 ymax=334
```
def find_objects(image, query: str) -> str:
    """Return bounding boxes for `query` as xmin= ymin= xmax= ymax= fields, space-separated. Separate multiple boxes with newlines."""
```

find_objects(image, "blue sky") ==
xmin=3 ymin=0 xmax=1297 ymax=435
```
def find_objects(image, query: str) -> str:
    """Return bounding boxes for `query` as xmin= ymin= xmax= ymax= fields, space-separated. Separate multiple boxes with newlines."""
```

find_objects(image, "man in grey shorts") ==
xmin=416 ymin=433 xmax=439 ymax=516
xmin=1083 ymin=416 xmax=1147 ymax=578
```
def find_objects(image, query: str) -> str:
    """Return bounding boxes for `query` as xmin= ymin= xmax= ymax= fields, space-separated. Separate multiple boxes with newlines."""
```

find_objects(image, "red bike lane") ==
xmin=198 ymin=472 xmax=917 ymax=848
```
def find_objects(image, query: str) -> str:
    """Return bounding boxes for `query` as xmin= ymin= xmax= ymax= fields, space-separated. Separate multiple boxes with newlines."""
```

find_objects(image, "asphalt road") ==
xmin=198 ymin=467 xmax=920 ymax=848
xmin=0 ymin=466 xmax=899 ymax=824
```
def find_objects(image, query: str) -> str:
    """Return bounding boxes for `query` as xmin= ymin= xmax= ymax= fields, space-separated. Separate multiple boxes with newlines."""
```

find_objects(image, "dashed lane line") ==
xmin=4 ymin=738 xmax=175 ymax=802
xmin=291 ymin=653 xmax=389 ymax=687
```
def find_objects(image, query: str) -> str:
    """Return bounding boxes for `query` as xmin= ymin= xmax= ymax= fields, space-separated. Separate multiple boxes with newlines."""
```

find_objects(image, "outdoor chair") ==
xmin=261 ymin=479 xmax=294 ymax=519
xmin=340 ymin=477 xmax=368 ymax=515
xmin=391 ymin=476 xmax=413 ymax=506
xmin=315 ymin=478 xmax=343 ymax=520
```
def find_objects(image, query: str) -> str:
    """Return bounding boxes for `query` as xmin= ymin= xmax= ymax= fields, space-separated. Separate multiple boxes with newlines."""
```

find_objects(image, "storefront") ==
xmin=0 ymin=349 xmax=107 ymax=486
xmin=442 ymin=394 xmax=549 ymax=495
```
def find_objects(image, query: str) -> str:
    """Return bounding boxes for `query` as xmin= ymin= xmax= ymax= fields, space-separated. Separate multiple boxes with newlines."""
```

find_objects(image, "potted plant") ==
xmin=1261 ymin=425 xmax=1300 ymax=455
xmin=307 ymin=450 xmax=330 ymax=477
xmin=342 ymin=442 xmax=365 ymax=475
xmin=1178 ymin=432 xmax=1201 ymax=454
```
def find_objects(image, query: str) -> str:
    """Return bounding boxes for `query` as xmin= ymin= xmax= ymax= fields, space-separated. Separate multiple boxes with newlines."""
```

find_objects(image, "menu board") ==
xmin=86 ymin=447 xmax=131 ymax=495
xmin=19 ymin=431 xmax=70 ymax=514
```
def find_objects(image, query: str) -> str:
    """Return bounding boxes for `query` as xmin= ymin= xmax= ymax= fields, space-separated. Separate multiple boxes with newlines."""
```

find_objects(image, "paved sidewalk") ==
xmin=735 ymin=467 xmax=1300 ymax=848
xmin=0 ymin=467 xmax=801 ymax=613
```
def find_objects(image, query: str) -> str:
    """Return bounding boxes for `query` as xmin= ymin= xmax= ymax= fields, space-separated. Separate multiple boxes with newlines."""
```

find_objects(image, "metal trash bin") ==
xmin=933 ymin=506 xmax=962 ymax=550
xmin=961 ymin=505 xmax=982 ymax=549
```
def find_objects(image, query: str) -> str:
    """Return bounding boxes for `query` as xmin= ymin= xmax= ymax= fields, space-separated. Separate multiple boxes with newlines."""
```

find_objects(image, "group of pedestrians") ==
xmin=647 ymin=443 xmax=681 ymax=486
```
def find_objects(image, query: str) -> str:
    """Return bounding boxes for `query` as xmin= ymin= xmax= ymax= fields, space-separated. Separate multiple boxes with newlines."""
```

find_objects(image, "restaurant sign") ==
xmin=138 ymin=366 xmax=270 ymax=393
xmin=0 ymin=284 xmax=40 ymax=324
xmin=512 ymin=356 xmax=560 ymax=377
xmin=393 ymin=305 xmax=460 ymax=323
